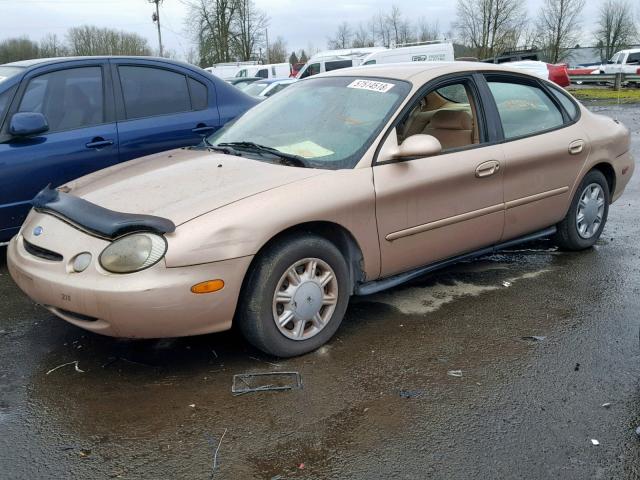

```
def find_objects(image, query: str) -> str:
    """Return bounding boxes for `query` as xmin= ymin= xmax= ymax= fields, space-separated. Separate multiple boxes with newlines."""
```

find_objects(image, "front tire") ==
xmin=238 ymin=234 xmax=350 ymax=357
xmin=554 ymin=170 xmax=610 ymax=250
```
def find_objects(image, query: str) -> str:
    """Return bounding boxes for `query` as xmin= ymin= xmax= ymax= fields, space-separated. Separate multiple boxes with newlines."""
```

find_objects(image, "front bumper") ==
xmin=7 ymin=212 xmax=253 ymax=338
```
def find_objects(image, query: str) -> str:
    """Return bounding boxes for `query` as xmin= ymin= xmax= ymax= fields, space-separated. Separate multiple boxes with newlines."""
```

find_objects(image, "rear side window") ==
xmin=119 ymin=66 xmax=190 ymax=119
xmin=325 ymin=60 xmax=353 ymax=72
xmin=188 ymin=78 xmax=208 ymax=110
xmin=548 ymin=86 xmax=578 ymax=120
xmin=626 ymin=52 xmax=640 ymax=64
xmin=488 ymin=80 xmax=564 ymax=139
xmin=18 ymin=67 xmax=104 ymax=133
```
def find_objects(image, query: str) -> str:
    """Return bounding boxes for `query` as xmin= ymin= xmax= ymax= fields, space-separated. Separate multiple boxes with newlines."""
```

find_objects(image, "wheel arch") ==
xmin=244 ymin=221 xmax=366 ymax=296
xmin=590 ymin=162 xmax=616 ymax=201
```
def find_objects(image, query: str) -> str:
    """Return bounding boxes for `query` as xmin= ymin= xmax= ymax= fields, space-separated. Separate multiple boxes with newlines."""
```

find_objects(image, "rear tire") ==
xmin=554 ymin=170 xmax=610 ymax=251
xmin=237 ymin=234 xmax=350 ymax=357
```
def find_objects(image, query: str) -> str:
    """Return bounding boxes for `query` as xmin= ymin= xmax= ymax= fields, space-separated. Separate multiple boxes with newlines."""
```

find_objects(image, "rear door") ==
xmin=483 ymin=74 xmax=588 ymax=241
xmin=111 ymin=60 xmax=220 ymax=162
xmin=0 ymin=61 xmax=117 ymax=239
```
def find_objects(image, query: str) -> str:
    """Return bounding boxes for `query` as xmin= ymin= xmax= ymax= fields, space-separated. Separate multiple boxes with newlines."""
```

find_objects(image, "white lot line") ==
xmin=370 ymin=269 xmax=551 ymax=315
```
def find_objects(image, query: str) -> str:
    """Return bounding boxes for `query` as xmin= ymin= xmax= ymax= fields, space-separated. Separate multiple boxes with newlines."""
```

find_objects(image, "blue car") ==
xmin=0 ymin=56 xmax=257 ymax=243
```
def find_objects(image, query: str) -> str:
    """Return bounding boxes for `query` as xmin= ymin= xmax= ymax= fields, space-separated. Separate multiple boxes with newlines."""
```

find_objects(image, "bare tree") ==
xmin=455 ymin=0 xmax=528 ymax=59
xmin=267 ymin=36 xmax=287 ymax=63
xmin=386 ymin=5 xmax=403 ymax=46
xmin=352 ymin=23 xmax=375 ymax=48
xmin=536 ymin=0 xmax=585 ymax=63
xmin=67 ymin=26 xmax=150 ymax=56
xmin=187 ymin=0 xmax=237 ymax=65
xmin=595 ymin=0 xmax=638 ymax=60
xmin=232 ymin=0 xmax=268 ymax=61
xmin=375 ymin=12 xmax=392 ymax=47
xmin=0 ymin=37 xmax=40 ymax=63
xmin=39 ymin=34 xmax=68 ymax=58
xmin=417 ymin=18 xmax=441 ymax=42
xmin=328 ymin=22 xmax=352 ymax=49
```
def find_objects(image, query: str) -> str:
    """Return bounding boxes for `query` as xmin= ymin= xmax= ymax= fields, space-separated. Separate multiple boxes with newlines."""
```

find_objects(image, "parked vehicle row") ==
xmin=0 ymin=56 xmax=258 ymax=243
xmin=7 ymin=62 xmax=634 ymax=358
xmin=296 ymin=42 xmax=455 ymax=79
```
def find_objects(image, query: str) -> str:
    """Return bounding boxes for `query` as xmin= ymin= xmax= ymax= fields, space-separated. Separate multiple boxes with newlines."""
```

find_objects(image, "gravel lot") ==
xmin=1 ymin=104 xmax=639 ymax=479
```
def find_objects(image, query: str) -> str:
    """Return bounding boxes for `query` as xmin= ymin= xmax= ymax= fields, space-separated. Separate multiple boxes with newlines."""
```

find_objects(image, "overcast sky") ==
xmin=0 ymin=0 xmax=604 ymax=59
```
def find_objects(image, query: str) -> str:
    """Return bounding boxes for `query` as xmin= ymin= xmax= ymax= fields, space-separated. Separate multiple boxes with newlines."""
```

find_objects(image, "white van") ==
xmin=205 ymin=62 xmax=258 ymax=78
xmin=296 ymin=47 xmax=386 ymax=79
xmin=361 ymin=42 xmax=455 ymax=66
xmin=235 ymin=63 xmax=291 ymax=79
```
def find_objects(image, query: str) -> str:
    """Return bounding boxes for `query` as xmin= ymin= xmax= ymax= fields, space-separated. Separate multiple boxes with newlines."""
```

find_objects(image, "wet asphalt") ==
xmin=1 ymin=104 xmax=640 ymax=480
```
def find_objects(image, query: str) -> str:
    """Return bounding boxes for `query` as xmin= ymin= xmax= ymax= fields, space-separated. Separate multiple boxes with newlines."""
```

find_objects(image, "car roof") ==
xmin=258 ymin=78 xmax=293 ymax=84
xmin=318 ymin=61 xmax=546 ymax=83
xmin=2 ymin=56 xmax=202 ymax=71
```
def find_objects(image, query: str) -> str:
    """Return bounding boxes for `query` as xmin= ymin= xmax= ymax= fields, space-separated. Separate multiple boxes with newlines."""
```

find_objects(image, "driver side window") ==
xmin=397 ymin=80 xmax=481 ymax=152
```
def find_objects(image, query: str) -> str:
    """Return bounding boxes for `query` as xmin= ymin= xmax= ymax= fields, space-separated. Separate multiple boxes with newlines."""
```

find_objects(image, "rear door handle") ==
xmin=86 ymin=137 xmax=114 ymax=149
xmin=475 ymin=160 xmax=501 ymax=178
xmin=569 ymin=140 xmax=585 ymax=155
xmin=192 ymin=125 xmax=216 ymax=135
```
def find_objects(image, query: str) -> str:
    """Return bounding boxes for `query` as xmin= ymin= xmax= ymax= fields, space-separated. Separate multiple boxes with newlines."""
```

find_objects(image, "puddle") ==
xmin=369 ymin=269 xmax=551 ymax=315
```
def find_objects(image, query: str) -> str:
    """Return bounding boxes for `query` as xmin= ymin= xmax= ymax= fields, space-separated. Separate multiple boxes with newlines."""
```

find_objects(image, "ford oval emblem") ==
xmin=33 ymin=226 xmax=43 ymax=236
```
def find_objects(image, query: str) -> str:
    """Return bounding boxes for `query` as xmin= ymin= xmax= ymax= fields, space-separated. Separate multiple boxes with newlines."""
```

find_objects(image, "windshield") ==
xmin=0 ymin=66 xmax=25 ymax=83
xmin=243 ymin=82 xmax=269 ymax=96
xmin=208 ymin=76 xmax=410 ymax=169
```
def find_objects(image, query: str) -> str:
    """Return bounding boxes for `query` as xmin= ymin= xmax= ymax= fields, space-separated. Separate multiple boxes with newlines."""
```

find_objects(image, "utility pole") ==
xmin=149 ymin=0 xmax=163 ymax=57
xmin=265 ymin=28 xmax=269 ymax=64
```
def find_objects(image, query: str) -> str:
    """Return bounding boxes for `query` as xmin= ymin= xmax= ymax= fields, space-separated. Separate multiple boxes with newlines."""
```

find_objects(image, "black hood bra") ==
xmin=32 ymin=186 xmax=176 ymax=240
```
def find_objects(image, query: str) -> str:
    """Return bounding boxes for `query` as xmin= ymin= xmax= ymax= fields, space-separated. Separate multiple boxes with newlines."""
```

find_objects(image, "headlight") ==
xmin=99 ymin=233 xmax=167 ymax=274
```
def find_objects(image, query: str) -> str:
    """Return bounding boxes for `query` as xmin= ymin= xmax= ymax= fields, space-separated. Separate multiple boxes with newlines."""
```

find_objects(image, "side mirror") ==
xmin=10 ymin=112 xmax=49 ymax=137
xmin=393 ymin=134 xmax=442 ymax=159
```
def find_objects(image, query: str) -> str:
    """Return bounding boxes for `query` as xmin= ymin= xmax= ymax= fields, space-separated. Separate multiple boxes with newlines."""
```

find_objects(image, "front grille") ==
xmin=23 ymin=239 xmax=63 ymax=262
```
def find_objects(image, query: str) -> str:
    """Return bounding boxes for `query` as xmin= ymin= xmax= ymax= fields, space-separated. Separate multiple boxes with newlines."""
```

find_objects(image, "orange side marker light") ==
xmin=191 ymin=279 xmax=225 ymax=294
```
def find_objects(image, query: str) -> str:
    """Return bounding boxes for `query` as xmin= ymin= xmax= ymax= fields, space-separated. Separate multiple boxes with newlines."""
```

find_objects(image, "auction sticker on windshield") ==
xmin=276 ymin=141 xmax=334 ymax=159
xmin=347 ymin=79 xmax=395 ymax=93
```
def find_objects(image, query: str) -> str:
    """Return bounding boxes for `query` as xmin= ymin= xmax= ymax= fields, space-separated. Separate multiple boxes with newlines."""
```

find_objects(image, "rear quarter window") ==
xmin=188 ymin=78 xmax=208 ymax=110
xmin=548 ymin=86 xmax=579 ymax=120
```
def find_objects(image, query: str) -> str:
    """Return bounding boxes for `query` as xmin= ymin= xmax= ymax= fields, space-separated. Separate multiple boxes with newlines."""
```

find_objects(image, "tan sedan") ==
xmin=7 ymin=63 xmax=635 ymax=357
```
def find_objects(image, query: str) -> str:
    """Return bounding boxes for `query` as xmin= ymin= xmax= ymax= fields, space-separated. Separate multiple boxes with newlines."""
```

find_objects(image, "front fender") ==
xmin=164 ymin=168 xmax=381 ymax=279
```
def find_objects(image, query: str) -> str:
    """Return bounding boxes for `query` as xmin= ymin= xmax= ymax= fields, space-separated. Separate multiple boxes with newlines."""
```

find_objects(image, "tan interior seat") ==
xmin=423 ymin=110 xmax=473 ymax=150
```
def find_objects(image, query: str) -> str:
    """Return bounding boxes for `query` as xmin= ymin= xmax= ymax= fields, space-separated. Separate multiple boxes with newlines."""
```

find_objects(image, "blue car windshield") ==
xmin=208 ymin=76 xmax=410 ymax=170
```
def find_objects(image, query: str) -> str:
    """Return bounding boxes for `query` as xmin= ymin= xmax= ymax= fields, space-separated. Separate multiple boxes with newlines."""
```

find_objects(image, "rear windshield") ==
xmin=0 ymin=66 xmax=25 ymax=83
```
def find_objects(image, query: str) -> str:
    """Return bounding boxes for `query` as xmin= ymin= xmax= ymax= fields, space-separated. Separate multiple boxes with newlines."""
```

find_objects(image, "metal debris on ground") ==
xmin=522 ymin=336 xmax=547 ymax=342
xmin=207 ymin=428 xmax=227 ymax=478
xmin=232 ymin=372 xmax=302 ymax=395
xmin=248 ymin=356 xmax=280 ymax=367
xmin=601 ymin=402 xmax=612 ymax=408
xmin=591 ymin=439 xmax=600 ymax=446
xmin=447 ymin=370 xmax=463 ymax=378
xmin=46 ymin=360 xmax=84 ymax=375
xmin=502 ymin=281 xmax=512 ymax=287
xmin=399 ymin=389 xmax=425 ymax=398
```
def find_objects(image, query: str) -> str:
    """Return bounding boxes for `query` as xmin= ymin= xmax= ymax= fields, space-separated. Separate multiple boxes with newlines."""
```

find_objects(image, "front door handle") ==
xmin=192 ymin=124 xmax=216 ymax=135
xmin=475 ymin=160 xmax=501 ymax=178
xmin=86 ymin=137 xmax=114 ymax=149
xmin=569 ymin=140 xmax=585 ymax=155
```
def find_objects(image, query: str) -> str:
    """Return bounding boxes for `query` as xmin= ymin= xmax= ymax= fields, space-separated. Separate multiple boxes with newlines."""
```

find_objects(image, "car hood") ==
xmin=64 ymin=147 xmax=325 ymax=226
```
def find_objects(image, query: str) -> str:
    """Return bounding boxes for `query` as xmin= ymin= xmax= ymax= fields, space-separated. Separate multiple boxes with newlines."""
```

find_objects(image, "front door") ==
xmin=374 ymin=77 xmax=505 ymax=277
xmin=0 ymin=63 xmax=118 ymax=239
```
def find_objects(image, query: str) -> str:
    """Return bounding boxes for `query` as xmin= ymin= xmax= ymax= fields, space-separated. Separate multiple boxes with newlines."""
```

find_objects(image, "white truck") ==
xmin=597 ymin=48 xmax=640 ymax=74
xmin=296 ymin=47 xmax=387 ymax=79
xmin=234 ymin=63 xmax=292 ymax=79
xmin=204 ymin=61 xmax=258 ymax=78
xmin=360 ymin=42 xmax=455 ymax=65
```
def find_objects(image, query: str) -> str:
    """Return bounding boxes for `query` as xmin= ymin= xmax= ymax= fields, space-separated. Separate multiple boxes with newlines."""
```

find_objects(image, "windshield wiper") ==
xmin=199 ymin=137 xmax=243 ymax=157
xmin=218 ymin=142 xmax=308 ymax=168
